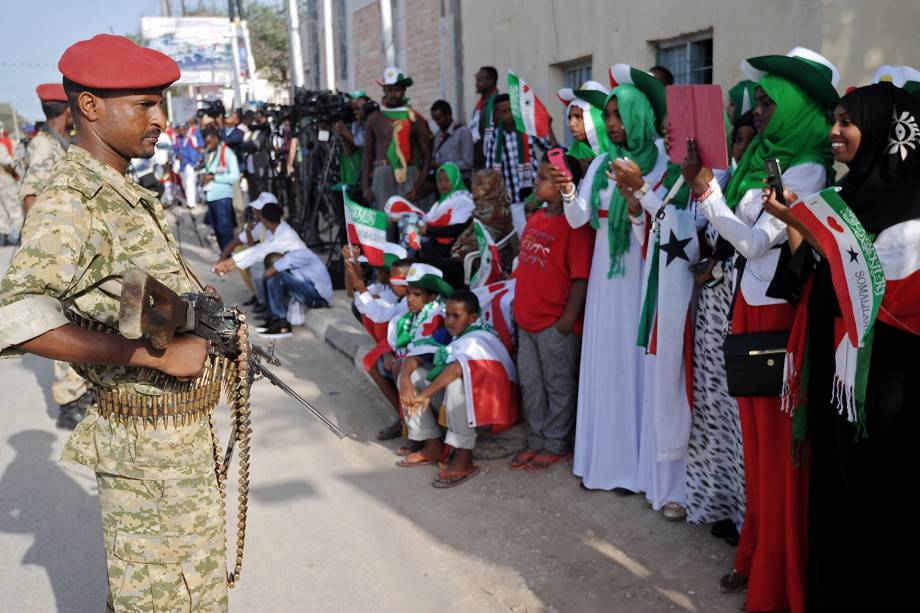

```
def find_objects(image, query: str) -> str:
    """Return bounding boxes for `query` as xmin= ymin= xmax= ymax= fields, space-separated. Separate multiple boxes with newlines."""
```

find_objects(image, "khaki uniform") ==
xmin=17 ymin=127 xmax=90 ymax=405
xmin=0 ymin=144 xmax=23 ymax=238
xmin=0 ymin=146 xmax=228 ymax=611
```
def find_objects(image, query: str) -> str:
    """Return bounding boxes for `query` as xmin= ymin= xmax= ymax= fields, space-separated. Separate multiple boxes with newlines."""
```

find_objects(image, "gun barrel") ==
xmin=252 ymin=362 xmax=347 ymax=439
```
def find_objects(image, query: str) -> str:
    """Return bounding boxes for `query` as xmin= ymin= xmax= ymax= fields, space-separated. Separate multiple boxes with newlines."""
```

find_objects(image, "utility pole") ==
xmin=287 ymin=0 xmax=306 ymax=95
xmin=322 ymin=0 xmax=335 ymax=90
xmin=228 ymin=0 xmax=244 ymax=107
xmin=380 ymin=0 xmax=395 ymax=67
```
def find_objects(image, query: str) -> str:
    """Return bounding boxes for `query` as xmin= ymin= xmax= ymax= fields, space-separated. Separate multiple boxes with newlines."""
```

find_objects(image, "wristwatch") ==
xmin=711 ymin=261 xmax=724 ymax=281
xmin=633 ymin=181 xmax=651 ymax=199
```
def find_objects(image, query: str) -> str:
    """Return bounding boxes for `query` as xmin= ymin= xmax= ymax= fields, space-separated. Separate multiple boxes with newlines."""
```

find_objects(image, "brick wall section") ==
xmin=350 ymin=0 xmax=460 ymax=123
xmin=353 ymin=2 xmax=384 ymax=101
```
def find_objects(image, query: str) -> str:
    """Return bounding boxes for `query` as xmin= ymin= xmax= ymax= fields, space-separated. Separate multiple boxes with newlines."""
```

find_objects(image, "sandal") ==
xmin=525 ymin=452 xmax=569 ymax=473
xmin=394 ymin=440 xmax=424 ymax=456
xmin=510 ymin=449 xmax=539 ymax=471
xmin=718 ymin=569 xmax=748 ymax=594
xmin=432 ymin=466 xmax=480 ymax=489
xmin=396 ymin=452 xmax=440 ymax=468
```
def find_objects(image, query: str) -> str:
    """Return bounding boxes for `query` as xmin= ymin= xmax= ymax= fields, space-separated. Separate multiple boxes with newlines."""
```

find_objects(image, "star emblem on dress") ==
xmin=887 ymin=109 xmax=919 ymax=161
xmin=659 ymin=230 xmax=692 ymax=265
xmin=847 ymin=247 xmax=860 ymax=263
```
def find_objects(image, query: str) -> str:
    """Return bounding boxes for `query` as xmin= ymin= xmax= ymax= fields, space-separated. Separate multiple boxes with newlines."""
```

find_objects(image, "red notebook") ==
xmin=666 ymin=85 xmax=729 ymax=170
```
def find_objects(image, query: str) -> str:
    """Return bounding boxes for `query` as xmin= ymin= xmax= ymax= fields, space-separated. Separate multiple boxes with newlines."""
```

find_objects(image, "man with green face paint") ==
xmin=684 ymin=47 xmax=838 ymax=613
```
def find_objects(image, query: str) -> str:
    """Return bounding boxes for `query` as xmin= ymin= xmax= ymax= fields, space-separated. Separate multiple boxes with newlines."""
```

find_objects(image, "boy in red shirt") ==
xmin=511 ymin=151 xmax=593 ymax=472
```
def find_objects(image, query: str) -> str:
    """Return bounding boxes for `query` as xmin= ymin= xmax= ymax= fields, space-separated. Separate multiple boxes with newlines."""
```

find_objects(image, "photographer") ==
xmin=242 ymin=110 xmax=272 ymax=200
xmin=335 ymin=91 xmax=375 ymax=189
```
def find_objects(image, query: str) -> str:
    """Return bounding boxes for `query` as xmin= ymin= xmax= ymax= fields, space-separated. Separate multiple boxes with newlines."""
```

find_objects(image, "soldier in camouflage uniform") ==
xmin=17 ymin=83 xmax=93 ymax=429
xmin=0 ymin=136 xmax=21 ymax=244
xmin=0 ymin=35 xmax=228 ymax=612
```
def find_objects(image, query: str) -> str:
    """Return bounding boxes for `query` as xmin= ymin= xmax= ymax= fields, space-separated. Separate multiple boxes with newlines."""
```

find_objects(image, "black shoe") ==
xmin=711 ymin=519 xmax=735 ymax=538
xmin=242 ymin=296 xmax=259 ymax=307
xmin=56 ymin=389 xmax=94 ymax=430
xmin=253 ymin=303 xmax=268 ymax=314
xmin=376 ymin=420 xmax=403 ymax=441
xmin=258 ymin=319 xmax=293 ymax=339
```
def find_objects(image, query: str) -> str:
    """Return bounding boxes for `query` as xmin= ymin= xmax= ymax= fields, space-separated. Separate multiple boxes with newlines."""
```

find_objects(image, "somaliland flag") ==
xmin=343 ymin=190 xmax=407 ymax=267
xmin=508 ymin=70 xmax=550 ymax=138
xmin=472 ymin=279 xmax=517 ymax=356
xmin=469 ymin=219 xmax=503 ymax=288
xmin=788 ymin=188 xmax=886 ymax=422
xmin=446 ymin=329 xmax=520 ymax=433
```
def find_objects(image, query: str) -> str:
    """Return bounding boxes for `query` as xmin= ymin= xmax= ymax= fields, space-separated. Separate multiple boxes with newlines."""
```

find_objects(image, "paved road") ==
xmin=0 ymin=238 xmax=744 ymax=613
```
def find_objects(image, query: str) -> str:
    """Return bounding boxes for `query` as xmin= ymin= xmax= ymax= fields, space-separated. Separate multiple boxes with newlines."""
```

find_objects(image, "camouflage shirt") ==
xmin=17 ymin=127 xmax=68 ymax=202
xmin=0 ymin=145 xmax=212 ymax=479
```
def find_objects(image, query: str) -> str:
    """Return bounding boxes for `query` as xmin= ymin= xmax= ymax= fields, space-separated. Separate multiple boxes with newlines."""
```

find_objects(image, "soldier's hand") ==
xmin=152 ymin=335 xmax=209 ymax=378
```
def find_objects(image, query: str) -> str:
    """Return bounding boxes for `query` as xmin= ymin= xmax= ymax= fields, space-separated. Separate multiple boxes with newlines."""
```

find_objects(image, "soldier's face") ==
xmin=79 ymin=88 xmax=167 ymax=160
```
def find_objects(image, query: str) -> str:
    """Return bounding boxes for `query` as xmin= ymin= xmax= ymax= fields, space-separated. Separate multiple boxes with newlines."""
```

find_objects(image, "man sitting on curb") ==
xmin=213 ymin=201 xmax=305 ymax=328
xmin=259 ymin=247 xmax=333 ymax=338
xmin=401 ymin=290 xmax=520 ymax=487
xmin=218 ymin=191 xmax=278 ymax=309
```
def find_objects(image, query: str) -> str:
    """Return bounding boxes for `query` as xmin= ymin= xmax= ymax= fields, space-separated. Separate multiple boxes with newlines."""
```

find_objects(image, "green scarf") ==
xmin=723 ymin=74 xmax=833 ymax=210
xmin=728 ymin=80 xmax=758 ymax=125
xmin=567 ymin=101 xmax=611 ymax=160
xmin=426 ymin=321 xmax=496 ymax=381
xmin=494 ymin=124 xmax=529 ymax=166
xmin=590 ymin=85 xmax=660 ymax=277
xmin=394 ymin=299 xmax=441 ymax=349
xmin=436 ymin=162 xmax=467 ymax=202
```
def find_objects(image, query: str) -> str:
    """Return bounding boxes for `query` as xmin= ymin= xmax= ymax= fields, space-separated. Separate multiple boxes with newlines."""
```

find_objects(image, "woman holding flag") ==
xmin=763 ymin=80 xmax=920 ymax=613
xmin=683 ymin=47 xmax=838 ymax=612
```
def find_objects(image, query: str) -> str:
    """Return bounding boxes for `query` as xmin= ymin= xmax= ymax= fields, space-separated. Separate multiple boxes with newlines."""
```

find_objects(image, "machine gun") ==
xmin=118 ymin=268 xmax=345 ymax=587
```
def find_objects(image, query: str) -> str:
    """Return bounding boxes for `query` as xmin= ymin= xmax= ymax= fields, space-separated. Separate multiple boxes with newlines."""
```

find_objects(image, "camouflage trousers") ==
xmin=98 ymin=470 xmax=229 ymax=612
xmin=53 ymin=360 xmax=90 ymax=406
xmin=0 ymin=177 xmax=22 ymax=237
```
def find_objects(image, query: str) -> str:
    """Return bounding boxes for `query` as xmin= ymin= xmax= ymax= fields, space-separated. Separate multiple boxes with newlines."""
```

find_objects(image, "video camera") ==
xmin=200 ymin=99 xmax=226 ymax=120
xmin=293 ymin=88 xmax=356 ymax=125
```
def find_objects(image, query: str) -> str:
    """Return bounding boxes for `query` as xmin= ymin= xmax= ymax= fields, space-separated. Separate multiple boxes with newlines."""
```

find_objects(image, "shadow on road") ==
xmin=20 ymin=353 xmax=57 ymax=422
xmin=0 ymin=430 xmax=106 ymax=613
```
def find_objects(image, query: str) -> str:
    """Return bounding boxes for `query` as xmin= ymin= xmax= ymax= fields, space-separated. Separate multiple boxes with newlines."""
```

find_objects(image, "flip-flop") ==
xmin=377 ymin=420 xmax=403 ymax=441
xmin=394 ymin=440 xmax=424 ymax=456
xmin=525 ymin=452 xmax=569 ymax=473
xmin=396 ymin=452 xmax=439 ymax=468
xmin=510 ymin=449 xmax=539 ymax=470
xmin=432 ymin=466 xmax=480 ymax=488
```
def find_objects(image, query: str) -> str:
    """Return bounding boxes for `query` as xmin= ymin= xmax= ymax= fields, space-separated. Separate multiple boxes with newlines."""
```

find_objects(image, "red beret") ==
xmin=58 ymin=34 xmax=180 ymax=90
xmin=36 ymin=83 xmax=68 ymax=102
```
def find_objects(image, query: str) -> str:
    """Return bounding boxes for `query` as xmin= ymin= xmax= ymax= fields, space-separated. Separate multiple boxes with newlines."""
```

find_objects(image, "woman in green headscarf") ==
xmin=416 ymin=162 xmax=476 ymax=256
xmin=684 ymin=48 xmax=837 ymax=613
xmin=551 ymin=79 xmax=668 ymax=496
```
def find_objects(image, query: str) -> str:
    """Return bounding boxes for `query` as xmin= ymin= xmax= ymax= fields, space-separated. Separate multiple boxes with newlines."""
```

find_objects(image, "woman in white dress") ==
xmin=553 ymin=76 xmax=667 ymax=492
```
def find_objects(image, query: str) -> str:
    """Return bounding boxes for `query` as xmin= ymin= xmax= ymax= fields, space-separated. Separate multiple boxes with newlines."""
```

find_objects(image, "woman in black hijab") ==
xmin=766 ymin=81 xmax=920 ymax=612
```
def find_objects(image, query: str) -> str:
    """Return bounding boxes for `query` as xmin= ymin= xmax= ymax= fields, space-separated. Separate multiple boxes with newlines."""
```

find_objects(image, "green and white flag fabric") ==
xmin=507 ymin=70 xmax=550 ymax=138
xmin=343 ymin=189 xmax=407 ymax=267
xmin=784 ymin=188 xmax=886 ymax=423
xmin=469 ymin=219 xmax=503 ymax=289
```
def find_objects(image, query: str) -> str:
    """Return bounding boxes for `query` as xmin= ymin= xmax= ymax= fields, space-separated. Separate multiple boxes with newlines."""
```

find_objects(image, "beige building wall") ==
xmin=459 ymin=0 xmax=919 ymax=129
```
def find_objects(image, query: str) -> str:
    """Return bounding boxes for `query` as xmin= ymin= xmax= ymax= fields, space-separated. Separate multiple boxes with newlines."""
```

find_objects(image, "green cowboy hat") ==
xmin=571 ymin=80 xmax=610 ymax=110
xmin=377 ymin=66 xmax=414 ymax=89
xmin=347 ymin=89 xmax=368 ymax=100
xmin=608 ymin=64 xmax=667 ymax=134
xmin=406 ymin=263 xmax=453 ymax=297
xmin=741 ymin=46 xmax=840 ymax=110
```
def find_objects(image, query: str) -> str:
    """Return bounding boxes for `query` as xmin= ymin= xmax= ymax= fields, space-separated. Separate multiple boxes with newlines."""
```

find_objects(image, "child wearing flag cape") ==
xmin=404 ymin=290 xmax=520 ymax=487
xmin=763 ymin=81 xmax=920 ymax=613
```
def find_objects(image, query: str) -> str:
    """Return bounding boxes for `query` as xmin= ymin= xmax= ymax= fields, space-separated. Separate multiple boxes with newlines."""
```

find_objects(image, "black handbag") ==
xmin=722 ymin=240 xmax=791 ymax=397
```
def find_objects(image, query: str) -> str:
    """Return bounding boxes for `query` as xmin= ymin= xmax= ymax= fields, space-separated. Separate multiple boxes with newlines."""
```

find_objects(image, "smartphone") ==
xmin=547 ymin=147 xmax=571 ymax=181
xmin=765 ymin=158 xmax=787 ymax=205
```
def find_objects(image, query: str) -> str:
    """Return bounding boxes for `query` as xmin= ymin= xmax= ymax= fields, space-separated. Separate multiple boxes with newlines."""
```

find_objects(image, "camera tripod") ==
xmin=291 ymin=124 xmax=348 ymax=257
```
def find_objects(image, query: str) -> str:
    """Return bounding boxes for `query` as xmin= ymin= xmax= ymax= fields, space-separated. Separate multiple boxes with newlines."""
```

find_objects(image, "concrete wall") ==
xmin=459 ymin=0 xmax=917 ymax=129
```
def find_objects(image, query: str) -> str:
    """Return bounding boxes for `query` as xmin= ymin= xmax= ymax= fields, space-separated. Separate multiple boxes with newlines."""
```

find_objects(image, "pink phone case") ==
xmin=547 ymin=148 xmax=571 ymax=180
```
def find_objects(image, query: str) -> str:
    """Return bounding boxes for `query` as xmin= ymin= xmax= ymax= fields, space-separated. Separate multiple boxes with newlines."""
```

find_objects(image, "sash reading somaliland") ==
xmin=343 ymin=190 xmax=407 ymax=267
xmin=785 ymin=188 xmax=886 ymax=424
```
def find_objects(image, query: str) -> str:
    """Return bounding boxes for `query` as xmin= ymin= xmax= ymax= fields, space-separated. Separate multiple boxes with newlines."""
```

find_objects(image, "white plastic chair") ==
xmin=463 ymin=229 xmax=517 ymax=286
